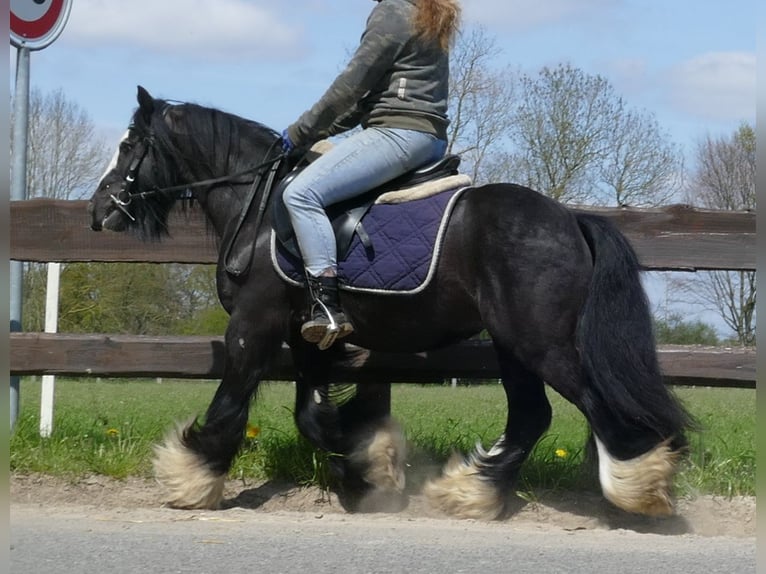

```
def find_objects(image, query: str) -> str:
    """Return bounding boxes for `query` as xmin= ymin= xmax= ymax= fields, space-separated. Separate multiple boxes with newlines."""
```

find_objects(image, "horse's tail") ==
xmin=574 ymin=213 xmax=693 ymax=458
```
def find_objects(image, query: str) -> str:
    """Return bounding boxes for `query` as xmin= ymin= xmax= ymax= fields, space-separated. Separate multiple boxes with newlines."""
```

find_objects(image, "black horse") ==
xmin=87 ymin=86 xmax=691 ymax=519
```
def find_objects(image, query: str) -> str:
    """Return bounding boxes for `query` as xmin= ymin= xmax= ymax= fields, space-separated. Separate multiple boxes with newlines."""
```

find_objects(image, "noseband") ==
xmin=109 ymin=132 xmax=154 ymax=221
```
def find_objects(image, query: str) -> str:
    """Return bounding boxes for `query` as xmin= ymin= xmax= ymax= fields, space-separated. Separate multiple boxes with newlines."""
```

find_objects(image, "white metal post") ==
xmin=39 ymin=262 xmax=61 ymax=437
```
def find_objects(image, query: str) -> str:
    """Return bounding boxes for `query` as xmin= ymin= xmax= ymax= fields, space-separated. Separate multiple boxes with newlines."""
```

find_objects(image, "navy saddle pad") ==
xmin=271 ymin=185 xmax=470 ymax=294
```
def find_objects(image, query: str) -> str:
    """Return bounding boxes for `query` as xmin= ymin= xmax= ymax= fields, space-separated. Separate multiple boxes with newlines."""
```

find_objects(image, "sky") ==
xmin=9 ymin=0 xmax=757 ymax=335
xmin=10 ymin=0 xmax=755 ymax=150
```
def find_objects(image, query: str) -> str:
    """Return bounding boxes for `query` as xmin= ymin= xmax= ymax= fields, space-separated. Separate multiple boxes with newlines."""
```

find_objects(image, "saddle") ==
xmin=271 ymin=153 xmax=462 ymax=261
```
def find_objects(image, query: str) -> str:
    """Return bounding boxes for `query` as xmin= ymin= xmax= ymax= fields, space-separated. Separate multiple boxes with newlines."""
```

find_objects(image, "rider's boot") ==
xmin=301 ymin=275 xmax=354 ymax=350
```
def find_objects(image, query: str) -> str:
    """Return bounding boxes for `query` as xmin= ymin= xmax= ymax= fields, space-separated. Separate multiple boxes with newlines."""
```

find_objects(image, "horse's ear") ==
xmin=136 ymin=85 xmax=154 ymax=117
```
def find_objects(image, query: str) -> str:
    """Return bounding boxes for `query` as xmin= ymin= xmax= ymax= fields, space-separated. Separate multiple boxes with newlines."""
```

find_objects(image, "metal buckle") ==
xmin=109 ymin=194 xmax=136 ymax=221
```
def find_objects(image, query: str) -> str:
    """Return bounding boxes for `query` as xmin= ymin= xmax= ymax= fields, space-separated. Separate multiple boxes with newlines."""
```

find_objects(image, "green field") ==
xmin=10 ymin=378 xmax=755 ymax=498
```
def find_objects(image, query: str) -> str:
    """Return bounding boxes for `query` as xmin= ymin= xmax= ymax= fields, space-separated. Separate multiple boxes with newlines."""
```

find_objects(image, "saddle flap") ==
xmin=272 ymin=176 xmax=377 ymax=262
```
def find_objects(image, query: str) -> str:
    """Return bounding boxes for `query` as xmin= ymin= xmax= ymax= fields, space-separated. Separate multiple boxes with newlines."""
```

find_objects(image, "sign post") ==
xmin=10 ymin=0 xmax=73 ymax=431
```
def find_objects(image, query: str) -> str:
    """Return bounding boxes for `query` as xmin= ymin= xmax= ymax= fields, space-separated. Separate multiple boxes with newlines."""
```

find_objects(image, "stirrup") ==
xmin=302 ymin=274 xmax=353 ymax=349
xmin=317 ymin=328 xmax=339 ymax=351
xmin=301 ymin=299 xmax=353 ymax=349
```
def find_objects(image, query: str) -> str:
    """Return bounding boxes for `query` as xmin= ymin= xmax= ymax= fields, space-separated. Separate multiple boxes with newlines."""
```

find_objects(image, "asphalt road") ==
xmin=10 ymin=504 xmax=755 ymax=574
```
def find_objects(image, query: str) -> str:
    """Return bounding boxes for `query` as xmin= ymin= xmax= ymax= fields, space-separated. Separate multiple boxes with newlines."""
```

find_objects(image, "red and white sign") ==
xmin=11 ymin=0 xmax=73 ymax=50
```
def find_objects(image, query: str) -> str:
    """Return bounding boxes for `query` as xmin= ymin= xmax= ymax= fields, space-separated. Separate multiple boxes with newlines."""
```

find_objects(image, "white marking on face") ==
xmin=313 ymin=390 xmax=322 ymax=404
xmin=98 ymin=130 xmax=129 ymax=183
xmin=238 ymin=338 xmax=246 ymax=349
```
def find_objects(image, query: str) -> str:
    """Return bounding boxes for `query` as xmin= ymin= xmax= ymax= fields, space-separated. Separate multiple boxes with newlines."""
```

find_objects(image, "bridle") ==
xmin=108 ymin=127 xmax=287 ymax=221
xmin=108 ymin=124 xmax=290 ymax=276
xmin=107 ymin=133 xmax=154 ymax=221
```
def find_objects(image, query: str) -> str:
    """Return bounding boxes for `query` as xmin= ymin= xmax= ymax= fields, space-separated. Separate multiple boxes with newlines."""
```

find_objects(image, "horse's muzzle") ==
xmin=87 ymin=200 xmax=103 ymax=231
xmin=87 ymin=200 xmax=128 ymax=232
xmin=101 ymin=209 xmax=129 ymax=232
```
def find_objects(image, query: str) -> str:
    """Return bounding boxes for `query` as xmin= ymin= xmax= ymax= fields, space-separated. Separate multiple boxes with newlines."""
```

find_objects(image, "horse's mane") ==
xmin=145 ymin=99 xmax=279 ymax=183
xmin=129 ymin=97 xmax=279 ymax=240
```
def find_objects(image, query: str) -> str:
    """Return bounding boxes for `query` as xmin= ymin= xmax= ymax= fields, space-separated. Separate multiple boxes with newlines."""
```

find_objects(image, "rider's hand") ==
xmin=281 ymin=129 xmax=295 ymax=153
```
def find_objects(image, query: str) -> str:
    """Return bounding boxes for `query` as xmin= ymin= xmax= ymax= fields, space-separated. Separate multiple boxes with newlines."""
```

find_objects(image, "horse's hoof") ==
xmin=342 ymin=418 xmax=407 ymax=512
xmin=595 ymin=437 xmax=679 ymax=517
xmin=423 ymin=454 xmax=504 ymax=520
xmin=152 ymin=421 xmax=226 ymax=510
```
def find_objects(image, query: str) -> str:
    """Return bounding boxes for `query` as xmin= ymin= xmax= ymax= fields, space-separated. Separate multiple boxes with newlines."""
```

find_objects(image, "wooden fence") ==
xmin=10 ymin=199 xmax=757 ymax=389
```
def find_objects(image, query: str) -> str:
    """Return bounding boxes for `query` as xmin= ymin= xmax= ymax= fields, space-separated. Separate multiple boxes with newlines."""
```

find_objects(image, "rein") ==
xmin=113 ymin=132 xmax=290 ymax=277
xmin=120 ymin=148 xmax=288 ymax=201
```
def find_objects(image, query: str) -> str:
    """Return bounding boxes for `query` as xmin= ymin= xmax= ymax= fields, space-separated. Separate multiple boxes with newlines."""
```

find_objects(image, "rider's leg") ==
xmin=283 ymin=127 xmax=446 ymax=347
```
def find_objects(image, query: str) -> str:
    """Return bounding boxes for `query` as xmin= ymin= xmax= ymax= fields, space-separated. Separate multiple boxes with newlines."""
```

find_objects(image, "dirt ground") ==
xmin=10 ymin=472 xmax=755 ymax=539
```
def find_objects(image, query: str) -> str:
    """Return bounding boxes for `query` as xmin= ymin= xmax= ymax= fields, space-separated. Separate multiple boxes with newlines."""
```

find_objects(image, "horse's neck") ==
xmin=178 ymin=134 xmax=277 ymax=241
xmin=203 ymin=186 xmax=251 ymax=240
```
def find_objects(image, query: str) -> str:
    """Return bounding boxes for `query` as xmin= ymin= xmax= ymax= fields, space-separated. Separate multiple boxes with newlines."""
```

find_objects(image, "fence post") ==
xmin=39 ymin=262 xmax=61 ymax=437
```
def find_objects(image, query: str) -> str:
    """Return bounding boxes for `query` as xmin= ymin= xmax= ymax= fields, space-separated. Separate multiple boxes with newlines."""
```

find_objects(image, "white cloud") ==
xmin=63 ymin=0 xmax=301 ymax=61
xmin=665 ymin=52 xmax=755 ymax=122
xmin=462 ymin=0 xmax=618 ymax=30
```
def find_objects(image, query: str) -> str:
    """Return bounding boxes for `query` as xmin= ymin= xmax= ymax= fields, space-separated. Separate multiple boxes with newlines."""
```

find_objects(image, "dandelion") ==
xmin=246 ymin=424 xmax=260 ymax=439
xmin=555 ymin=448 xmax=568 ymax=459
xmin=106 ymin=428 xmax=119 ymax=437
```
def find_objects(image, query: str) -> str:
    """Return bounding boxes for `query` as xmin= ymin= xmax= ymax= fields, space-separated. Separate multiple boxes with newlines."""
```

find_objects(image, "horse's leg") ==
xmin=290 ymin=342 xmax=405 ymax=511
xmin=536 ymin=342 xmax=686 ymax=517
xmin=553 ymin=214 xmax=693 ymax=516
xmin=336 ymin=382 xmax=407 ymax=512
xmin=424 ymin=353 xmax=550 ymax=520
xmin=290 ymin=342 xmax=341 ymax=452
xmin=152 ymin=308 xmax=283 ymax=509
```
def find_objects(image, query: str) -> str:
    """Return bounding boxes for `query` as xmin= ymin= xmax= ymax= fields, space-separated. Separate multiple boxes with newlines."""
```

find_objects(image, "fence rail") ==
xmin=9 ymin=333 xmax=756 ymax=389
xmin=12 ymin=199 xmax=756 ymax=270
xmin=10 ymin=199 xmax=757 ymax=388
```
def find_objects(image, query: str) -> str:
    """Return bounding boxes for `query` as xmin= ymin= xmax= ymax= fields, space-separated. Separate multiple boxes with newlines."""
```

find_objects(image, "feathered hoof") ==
xmin=423 ymin=454 xmax=504 ymax=520
xmin=352 ymin=418 xmax=407 ymax=491
xmin=596 ymin=437 xmax=680 ymax=517
xmin=152 ymin=421 xmax=226 ymax=510
xmin=345 ymin=418 xmax=407 ymax=513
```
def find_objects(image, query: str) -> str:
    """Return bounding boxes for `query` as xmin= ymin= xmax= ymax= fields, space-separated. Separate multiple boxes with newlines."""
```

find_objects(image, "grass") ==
xmin=9 ymin=378 xmax=755 ymax=498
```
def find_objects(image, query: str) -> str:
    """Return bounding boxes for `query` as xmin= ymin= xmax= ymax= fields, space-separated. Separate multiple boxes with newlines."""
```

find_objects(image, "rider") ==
xmin=281 ymin=0 xmax=461 ymax=348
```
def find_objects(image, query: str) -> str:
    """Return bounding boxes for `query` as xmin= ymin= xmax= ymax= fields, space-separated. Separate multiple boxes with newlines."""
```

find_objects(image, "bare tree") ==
xmin=504 ymin=63 xmax=682 ymax=206
xmin=688 ymin=124 xmax=756 ymax=211
xmin=598 ymin=109 xmax=684 ymax=206
xmin=679 ymin=124 xmax=756 ymax=345
xmin=14 ymin=88 xmax=118 ymax=332
xmin=508 ymin=64 xmax=618 ymax=202
xmin=446 ymin=27 xmax=517 ymax=184
xmin=12 ymin=87 xmax=112 ymax=199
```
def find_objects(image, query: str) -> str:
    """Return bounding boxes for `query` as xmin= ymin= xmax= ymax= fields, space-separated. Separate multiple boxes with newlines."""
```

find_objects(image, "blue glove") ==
xmin=281 ymin=129 xmax=295 ymax=153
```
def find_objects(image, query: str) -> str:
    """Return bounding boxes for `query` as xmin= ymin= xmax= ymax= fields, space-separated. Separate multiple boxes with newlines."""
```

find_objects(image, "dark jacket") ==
xmin=286 ymin=0 xmax=450 ymax=147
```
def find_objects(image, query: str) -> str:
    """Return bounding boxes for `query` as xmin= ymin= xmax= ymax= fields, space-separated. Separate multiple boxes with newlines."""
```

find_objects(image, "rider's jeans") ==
xmin=282 ymin=126 xmax=447 ymax=276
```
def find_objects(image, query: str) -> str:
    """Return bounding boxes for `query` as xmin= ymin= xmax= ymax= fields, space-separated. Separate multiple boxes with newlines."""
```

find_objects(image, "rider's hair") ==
xmin=413 ymin=0 xmax=462 ymax=51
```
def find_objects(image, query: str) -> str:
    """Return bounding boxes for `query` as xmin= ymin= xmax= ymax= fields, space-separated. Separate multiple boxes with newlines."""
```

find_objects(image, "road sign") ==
xmin=10 ymin=0 xmax=73 ymax=51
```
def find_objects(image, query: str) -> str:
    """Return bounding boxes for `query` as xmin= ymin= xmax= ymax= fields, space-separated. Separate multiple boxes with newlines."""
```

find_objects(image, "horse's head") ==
xmin=88 ymin=85 xmax=179 ymax=238
xmin=89 ymin=85 xmax=284 ymax=240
